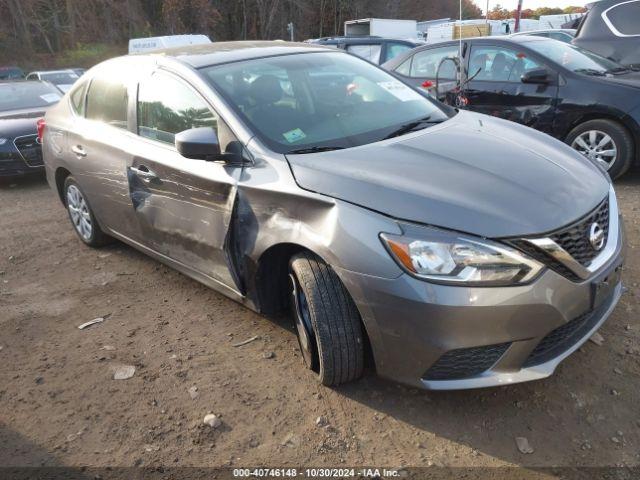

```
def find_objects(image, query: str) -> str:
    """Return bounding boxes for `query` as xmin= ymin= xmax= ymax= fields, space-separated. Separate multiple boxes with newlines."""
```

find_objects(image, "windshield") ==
xmin=200 ymin=51 xmax=451 ymax=153
xmin=0 ymin=67 xmax=24 ymax=80
xmin=525 ymin=39 xmax=622 ymax=74
xmin=0 ymin=82 xmax=62 ymax=112
xmin=40 ymin=71 xmax=79 ymax=85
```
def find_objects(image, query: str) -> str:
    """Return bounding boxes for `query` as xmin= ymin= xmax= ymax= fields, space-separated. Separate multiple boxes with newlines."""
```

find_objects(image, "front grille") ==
xmin=423 ymin=342 xmax=510 ymax=380
xmin=524 ymin=308 xmax=603 ymax=368
xmin=509 ymin=239 xmax=581 ymax=282
xmin=550 ymin=198 xmax=609 ymax=267
xmin=14 ymin=135 xmax=43 ymax=167
xmin=509 ymin=197 xmax=610 ymax=281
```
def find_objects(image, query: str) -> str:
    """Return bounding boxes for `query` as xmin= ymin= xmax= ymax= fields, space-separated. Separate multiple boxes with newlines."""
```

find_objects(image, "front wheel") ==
xmin=63 ymin=176 xmax=111 ymax=247
xmin=289 ymin=252 xmax=364 ymax=386
xmin=566 ymin=119 xmax=634 ymax=179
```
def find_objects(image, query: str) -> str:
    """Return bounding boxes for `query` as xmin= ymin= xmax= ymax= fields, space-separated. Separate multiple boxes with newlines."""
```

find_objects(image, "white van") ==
xmin=128 ymin=35 xmax=212 ymax=54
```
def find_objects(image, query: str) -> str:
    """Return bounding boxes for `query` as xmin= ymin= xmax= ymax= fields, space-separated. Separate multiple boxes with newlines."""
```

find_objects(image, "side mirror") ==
xmin=175 ymin=127 xmax=221 ymax=160
xmin=175 ymin=127 xmax=245 ymax=164
xmin=521 ymin=68 xmax=551 ymax=84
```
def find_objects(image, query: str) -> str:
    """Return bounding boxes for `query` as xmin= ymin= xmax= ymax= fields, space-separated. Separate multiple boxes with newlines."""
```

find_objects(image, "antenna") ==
xmin=459 ymin=0 xmax=462 ymax=84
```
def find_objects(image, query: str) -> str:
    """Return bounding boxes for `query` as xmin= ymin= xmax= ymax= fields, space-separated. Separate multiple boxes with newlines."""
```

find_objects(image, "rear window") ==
xmin=40 ymin=71 xmax=79 ymax=85
xmin=604 ymin=0 xmax=640 ymax=36
xmin=0 ymin=67 xmax=24 ymax=80
xmin=0 ymin=82 xmax=62 ymax=112
xmin=86 ymin=76 xmax=128 ymax=129
xmin=346 ymin=44 xmax=382 ymax=63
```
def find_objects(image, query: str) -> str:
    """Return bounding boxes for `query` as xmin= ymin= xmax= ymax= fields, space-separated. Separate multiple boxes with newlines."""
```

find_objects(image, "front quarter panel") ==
xmin=553 ymin=75 xmax=639 ymax=139
xmin=238 ymin=138 xmax=404 ymax=282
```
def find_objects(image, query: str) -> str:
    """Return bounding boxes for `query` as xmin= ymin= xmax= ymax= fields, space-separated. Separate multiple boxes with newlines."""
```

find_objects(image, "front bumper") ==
xmin=338 ymin=216 xmax=625 ymax=390
xmin=0 ymin=135 xmax=44 ymax=177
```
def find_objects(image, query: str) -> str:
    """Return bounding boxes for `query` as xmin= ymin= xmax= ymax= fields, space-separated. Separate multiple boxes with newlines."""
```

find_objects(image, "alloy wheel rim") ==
xmin=571 ymin=130 xmax=617 ymax=171
xmin=289 ymin=273 xmax=317 ymax=370
xmin=66 ymin=185 xmax=93 ymax=241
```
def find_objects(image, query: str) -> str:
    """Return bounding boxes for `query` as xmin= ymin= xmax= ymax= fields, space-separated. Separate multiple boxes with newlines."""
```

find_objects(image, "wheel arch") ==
xmin=54 ymin=167 xmax=72 ymax=204
xmin=252 ymin=241 xmax=376 ymax=369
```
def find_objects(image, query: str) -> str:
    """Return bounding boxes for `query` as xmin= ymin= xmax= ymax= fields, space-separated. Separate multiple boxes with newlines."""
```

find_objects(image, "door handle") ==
xmin=130 ymin=165 xmax=159 ymax=182
xmin=71 ymin=145 xmax=86 ymax=157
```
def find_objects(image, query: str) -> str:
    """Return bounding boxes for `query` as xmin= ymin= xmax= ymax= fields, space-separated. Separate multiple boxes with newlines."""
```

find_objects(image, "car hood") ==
xmin=596 ymin=70 xmax=640 ymax=90
xmin=286 ymin=111 xmax=609 ymax=238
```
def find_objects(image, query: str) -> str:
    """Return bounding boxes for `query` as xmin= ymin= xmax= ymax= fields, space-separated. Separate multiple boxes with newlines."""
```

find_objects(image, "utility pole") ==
xmin=287 ymin=22 xmax=294 ymax=42
xmin=514 ymin=0 xmax=523 ymax=32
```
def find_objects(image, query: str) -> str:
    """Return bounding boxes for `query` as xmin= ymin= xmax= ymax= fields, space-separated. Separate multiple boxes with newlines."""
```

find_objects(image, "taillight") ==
xmin=421 ymin=80 xmax=434 ymax=89
xmin=36 ymin=117 xmax=46 ymax=143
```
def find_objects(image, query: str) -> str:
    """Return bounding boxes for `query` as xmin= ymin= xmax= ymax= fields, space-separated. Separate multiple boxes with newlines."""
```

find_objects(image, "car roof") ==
xmin=383 ymin=35 xmax=555 ymax=69
xmin=30 ymin=69 xmax=76 ymax=74
xmin=0 ymin=79 xmax=56 ymax=86
xmin=311 ymin=36 xmax=418 ymax=45
xmin=136 ymin=40 xmax=334 ymax=69
xmin=510 ymin=29 xmax=576 ymax=36
xmin=421 ymin=35 xmax=557 ymax=48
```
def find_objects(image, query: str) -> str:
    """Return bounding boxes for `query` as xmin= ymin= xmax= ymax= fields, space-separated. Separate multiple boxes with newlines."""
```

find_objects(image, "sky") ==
xmin=474 ymin=0 xmax=590 ymax=13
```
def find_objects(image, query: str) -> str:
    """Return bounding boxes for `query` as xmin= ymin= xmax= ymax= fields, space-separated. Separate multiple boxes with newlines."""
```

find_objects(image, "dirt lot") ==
xmin=0 ymin=171 xmax=639 ymax=476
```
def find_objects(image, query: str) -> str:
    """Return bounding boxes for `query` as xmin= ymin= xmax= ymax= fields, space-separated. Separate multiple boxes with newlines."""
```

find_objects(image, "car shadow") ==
xmin=0 ymin=173 xmax=47 ymax=190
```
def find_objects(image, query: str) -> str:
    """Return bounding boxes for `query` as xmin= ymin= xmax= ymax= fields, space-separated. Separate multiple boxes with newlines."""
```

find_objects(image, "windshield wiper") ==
xmin=286 ymin=145 xmax=345 ymax=154
xmin=574 ymin=68 xmax=606 ymax=76
xmin=604 ymin=66 xmax=630 ymax=74
xmin=383 ymin=115 xmax=441 ymax=140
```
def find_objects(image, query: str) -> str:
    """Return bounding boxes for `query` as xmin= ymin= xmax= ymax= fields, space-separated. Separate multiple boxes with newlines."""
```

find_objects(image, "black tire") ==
xmin=565 ymin=119 xmax=634 ymax=179
xmin=63 ymin=176 xmax=111 ymax=247
xmin=289 ymin=252 xmax=364 ymax=386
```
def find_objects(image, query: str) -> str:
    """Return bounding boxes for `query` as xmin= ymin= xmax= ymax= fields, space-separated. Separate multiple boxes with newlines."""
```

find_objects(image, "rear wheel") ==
xmin=289 ymin=252 xmax=364 ymax=386
xmin=64 ymin=176 xmax=111 ymax=247
xmin=566 ymin=119 xmax=634 ymax=179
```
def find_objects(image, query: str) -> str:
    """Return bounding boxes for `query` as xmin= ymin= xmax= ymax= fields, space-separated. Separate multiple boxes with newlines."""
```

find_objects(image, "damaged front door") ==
xmin=128 ymin=70 xmax=243 ymax=292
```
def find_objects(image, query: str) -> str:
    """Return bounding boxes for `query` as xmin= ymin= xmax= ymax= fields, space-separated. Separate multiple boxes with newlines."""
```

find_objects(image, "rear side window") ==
xmin=604 ymin=0 xmax=640 ymax=36
xmin=137 ymin=71 xmax=218 ymax=145
xmin=469 ymin=46 xmax=542 ymax=82
xmin=410 ymin=46 xmax=459 ymax=79
xmin=346 ymin=44 xmax=382 ymax=63
xmin=395 ymin=57 xmax=412 ymax=76
xmin=386 ymin=43 xmax=413 ymax=62
xmin=86 ymin=76 xmax=128 ymax=129
xmin=69 ymin=80 xmax=88 ymax=116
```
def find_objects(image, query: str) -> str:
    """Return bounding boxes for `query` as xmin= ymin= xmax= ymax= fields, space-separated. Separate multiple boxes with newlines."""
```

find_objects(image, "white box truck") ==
xmin=344 ymin=19 xmax=419 ymax=39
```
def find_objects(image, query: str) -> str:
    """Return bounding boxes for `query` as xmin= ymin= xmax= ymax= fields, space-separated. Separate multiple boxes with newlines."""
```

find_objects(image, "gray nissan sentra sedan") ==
xmin=41 ymin=41 xmax=625 ymax=390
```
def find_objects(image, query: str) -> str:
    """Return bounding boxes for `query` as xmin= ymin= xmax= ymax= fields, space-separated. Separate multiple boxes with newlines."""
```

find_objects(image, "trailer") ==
xmin=424 ymin=18 xmax=541 ymax=44
xmin=344 ymin=18 xmax=419 ymax=39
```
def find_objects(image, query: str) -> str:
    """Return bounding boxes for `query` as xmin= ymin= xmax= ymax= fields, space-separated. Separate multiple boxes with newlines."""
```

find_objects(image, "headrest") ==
xmin=250 ymin=75 xmax=283 ymax=105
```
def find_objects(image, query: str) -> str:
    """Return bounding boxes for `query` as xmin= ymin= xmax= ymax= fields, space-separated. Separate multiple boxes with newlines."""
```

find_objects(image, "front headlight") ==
xmin=0 ymin=138 xmax=7 ymax=146
xmin=380 ymin=227 xmax=543 ymax=286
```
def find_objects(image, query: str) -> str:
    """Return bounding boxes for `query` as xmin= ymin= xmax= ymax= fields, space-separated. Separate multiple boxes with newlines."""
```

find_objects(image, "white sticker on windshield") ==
xmin=40 ymin=93 xmax=61 ymax=103
xmin=377 ymin=80 xmax=423 ymax=102
xmin=283 ymin=128 xmax=306 ymax=143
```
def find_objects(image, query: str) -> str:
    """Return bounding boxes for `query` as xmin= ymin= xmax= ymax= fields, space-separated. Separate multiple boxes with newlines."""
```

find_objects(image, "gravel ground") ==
xmin=0 ymin=171 xmax=638 ymax=476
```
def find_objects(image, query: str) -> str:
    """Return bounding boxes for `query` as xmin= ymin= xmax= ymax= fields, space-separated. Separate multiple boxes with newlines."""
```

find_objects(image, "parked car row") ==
xmin=383 ymin=34 xmax=640 ymax=179
xmin=38 ymin=40 xmax=624 ymax=391
xmin=0 ymin=67 xmax=84 ymax=179
xmin=0 ymin=81 xmax=63 ymax=177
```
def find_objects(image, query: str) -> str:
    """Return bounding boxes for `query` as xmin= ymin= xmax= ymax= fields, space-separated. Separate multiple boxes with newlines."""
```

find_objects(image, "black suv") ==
xmin=383 ymin=35 xmax=640 ymax=178
xmin=573 ymin=0 xmax=640 ymax=68
xmin=307 ymin=36 xmax=419 ymax=65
